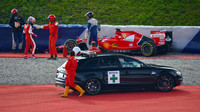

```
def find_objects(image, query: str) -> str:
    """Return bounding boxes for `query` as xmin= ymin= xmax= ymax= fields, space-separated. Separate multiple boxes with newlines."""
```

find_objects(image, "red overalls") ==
xmin=43 ymin=22 xmax=58 ymax=57
xmin=23 ymin=24 xmax=36 ymax=55
xmin=89 ymin=47 xmax=102 ymax=53
xmin=65 ymin=56 xmax=77 ymax=88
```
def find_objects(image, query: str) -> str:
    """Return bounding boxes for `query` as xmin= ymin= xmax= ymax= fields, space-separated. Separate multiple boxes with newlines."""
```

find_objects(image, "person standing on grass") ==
xmin=9 ymin=9 xmax=25 ymax=53
xmin=36 ymin=14 xmax=58 ymax=60
xmin=23 ymin=16 xmax=38 ymax=59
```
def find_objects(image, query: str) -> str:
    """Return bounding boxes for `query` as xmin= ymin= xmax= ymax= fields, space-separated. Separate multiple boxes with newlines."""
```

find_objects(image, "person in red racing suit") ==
xmin=89 ymin=41 xmax=101 ymax=53
xmin=37 ymin=14 xmax=58 ymax=60
xmin=23 ymin=16 xmax=38 ymax=59
xmin=61 ymin=51 xmax=85 ymax=97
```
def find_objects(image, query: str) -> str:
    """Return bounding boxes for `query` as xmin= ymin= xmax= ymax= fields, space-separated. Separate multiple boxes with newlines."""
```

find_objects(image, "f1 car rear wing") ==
xmin=150 ymin=31 xmax=173 ymax=46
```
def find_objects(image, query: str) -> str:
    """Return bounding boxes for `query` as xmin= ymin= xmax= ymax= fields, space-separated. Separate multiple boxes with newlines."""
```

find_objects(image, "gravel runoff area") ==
xmin=0 ymin=57 xmax=200 ymax=85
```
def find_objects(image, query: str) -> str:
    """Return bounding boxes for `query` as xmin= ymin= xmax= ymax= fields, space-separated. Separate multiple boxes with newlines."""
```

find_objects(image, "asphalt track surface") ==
xmin=0 ymin=85 xmax=200 ymax=112
xmin=0 ymin=53 xmax=200 ymax=112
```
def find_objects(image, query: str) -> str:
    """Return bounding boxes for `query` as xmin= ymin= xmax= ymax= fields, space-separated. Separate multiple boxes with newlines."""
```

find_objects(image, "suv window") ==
xmin=99 ymin=57 xmax=119 ymax=68
xmin=119 ymin=57 xmax=141 ymax=68
xmin=81 ymin=58 xmax=99 ymax=69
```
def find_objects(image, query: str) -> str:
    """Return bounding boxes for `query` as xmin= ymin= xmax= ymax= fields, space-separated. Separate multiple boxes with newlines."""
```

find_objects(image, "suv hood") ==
xmin=146 ymin=64 xmax=175 ymax=70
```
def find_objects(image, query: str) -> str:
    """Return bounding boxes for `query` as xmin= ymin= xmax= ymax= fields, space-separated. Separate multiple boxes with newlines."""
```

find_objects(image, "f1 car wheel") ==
xmin=141 ymin=42 xmax=157 ymax=56
xmin=84 ymin=78 xmax=102 ymax=95
xmin=64 ymin=39 xmax=78 ymax=53
xmin=157 ymin=74 xmax=174 ymax=92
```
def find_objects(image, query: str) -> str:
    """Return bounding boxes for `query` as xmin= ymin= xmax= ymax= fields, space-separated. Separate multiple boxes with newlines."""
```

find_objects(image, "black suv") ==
xmin=55 ymin=54 xmax=182 ymax=95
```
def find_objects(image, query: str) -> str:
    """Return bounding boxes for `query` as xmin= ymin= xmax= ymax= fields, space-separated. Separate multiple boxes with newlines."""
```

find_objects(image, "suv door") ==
xmin=76 ymin=58 xmax=102 ymax=84
xmin=98 ymin=57 xmax=128 ymax=89
xmin=118 ymin=56 xmax=156 ymax=86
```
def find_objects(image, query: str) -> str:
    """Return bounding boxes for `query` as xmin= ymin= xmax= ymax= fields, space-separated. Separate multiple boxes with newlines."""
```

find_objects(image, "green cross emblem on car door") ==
xmin=110 ymin=75 xmax=118 ymax=83
xmin=108 ymin=71 xmax=120 ymax=84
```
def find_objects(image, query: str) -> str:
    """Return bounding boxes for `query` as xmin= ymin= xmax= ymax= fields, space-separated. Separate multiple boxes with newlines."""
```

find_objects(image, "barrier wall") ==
xmin=0 ymin=24 xmax=200 ymax=53
xmin=0 ymin=24 xmax=86 ymax=52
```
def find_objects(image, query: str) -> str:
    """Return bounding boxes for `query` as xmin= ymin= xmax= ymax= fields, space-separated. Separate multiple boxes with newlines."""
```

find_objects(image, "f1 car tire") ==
xmin=141 ymin=42 xmax=157 ymax=56
xmin=84 ymin=78 xmax=102 ymax=95
xmin=156 ymin=74 xmax=174 ymax=92
xmin=64 ymin=39 xmax=78 ymax=53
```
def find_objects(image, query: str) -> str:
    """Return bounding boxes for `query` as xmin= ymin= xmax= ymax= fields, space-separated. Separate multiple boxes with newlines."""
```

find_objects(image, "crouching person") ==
xmin=61 ymin=51 xmax=85 ymax=97
xmin=89 ymin=41 xmax=101 ymax=53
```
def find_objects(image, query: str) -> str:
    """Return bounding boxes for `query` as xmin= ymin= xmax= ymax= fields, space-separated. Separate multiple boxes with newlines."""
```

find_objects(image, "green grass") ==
xmin=0 ymin=0 xmax=199 ymax=26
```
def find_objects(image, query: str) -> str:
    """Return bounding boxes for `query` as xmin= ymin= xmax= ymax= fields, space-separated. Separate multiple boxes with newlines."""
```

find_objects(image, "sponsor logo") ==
xmin=151 ymin=34 xmax=165 ymax=38
xmin=129 ymin=44 xmax=133 ymax=47
xmin=103 ymin=43 xmax=109 ymax=49
xmin=112 ymin=43 xmax=117 ymax=49
xmin=123 ymin=34 xmax=126 ymax=38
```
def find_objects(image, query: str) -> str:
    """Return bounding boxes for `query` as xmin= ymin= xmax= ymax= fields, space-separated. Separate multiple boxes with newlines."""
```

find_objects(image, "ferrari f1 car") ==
xmin=55 ymin=54 xmax=182 ymax=95
xmin=64 ymin=28 xmax=172 ymax=56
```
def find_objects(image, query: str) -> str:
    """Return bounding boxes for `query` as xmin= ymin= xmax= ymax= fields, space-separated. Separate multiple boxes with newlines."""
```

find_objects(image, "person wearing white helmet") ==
xmin=23 ymin=16 xmax=38 ymax=59
xmin=72 ymin=46 xmax=81 ymax=56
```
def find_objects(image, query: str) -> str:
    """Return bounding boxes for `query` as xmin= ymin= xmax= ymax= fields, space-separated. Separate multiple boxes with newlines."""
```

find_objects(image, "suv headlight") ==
xmin=176 ymin=70 xmax=182 ymax=76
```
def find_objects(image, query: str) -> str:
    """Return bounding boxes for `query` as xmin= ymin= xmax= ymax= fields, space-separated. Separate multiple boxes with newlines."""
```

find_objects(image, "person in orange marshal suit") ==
xmin=61 ymin=51 xmax=85 ymax=97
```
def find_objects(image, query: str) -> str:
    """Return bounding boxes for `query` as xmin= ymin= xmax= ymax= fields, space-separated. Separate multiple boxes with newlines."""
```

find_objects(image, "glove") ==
xmin=98 ymin=31 xmax=101 ymax=37
xmin=36 ymin=25 xmax=43 ymax=29
xmin=32 ymin=34 xmax=38 ymax=38
xmin=14 ymin=22 xmax=20 ymax=28
xmin=85 ymin=32 xmax=88 ymax=39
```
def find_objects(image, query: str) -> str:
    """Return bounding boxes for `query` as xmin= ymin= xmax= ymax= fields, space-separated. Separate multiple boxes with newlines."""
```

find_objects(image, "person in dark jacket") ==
xmin=9 ymin=9 xmax=25 ymax=53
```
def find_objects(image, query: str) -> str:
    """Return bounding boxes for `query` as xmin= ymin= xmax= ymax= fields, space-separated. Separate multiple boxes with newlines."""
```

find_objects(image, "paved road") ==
xmin=0 ymin=85 xmax=199 ymax=112
xmin=0 ymin=57 xmax=200 ymax=85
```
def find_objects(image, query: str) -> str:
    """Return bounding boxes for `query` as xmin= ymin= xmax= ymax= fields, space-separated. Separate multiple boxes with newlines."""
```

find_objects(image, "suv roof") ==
xmin=76 ymin=53 xmax=131 ymax=60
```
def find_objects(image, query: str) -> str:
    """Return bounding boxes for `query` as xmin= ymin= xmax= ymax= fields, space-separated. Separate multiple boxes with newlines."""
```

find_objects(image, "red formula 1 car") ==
xmin=64 ymin=28 xmax=172 ymax=56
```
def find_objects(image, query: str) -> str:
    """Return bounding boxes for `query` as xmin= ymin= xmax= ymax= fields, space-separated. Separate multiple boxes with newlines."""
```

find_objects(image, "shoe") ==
xmin=24 ymin=55 xmax=28 ymax=59
xmin=54 ymin=55 xmax=57 ymax=60
xmin=74 ymin=85 xmax=85 ymax=97
xmin=60 ymin=86 xmax=69 ymax=97
xmin=32 ymin=55 xmax=37 ymax=59
xmin=47 ymin=56 xmax=54 ymax=60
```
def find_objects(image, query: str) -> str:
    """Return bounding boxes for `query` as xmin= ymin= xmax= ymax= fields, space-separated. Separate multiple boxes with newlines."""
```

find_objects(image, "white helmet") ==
xmin=72 ymin=46 xmax=81 ymax=56
xmin=27 ymin=16 xmax=36 ymax=25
